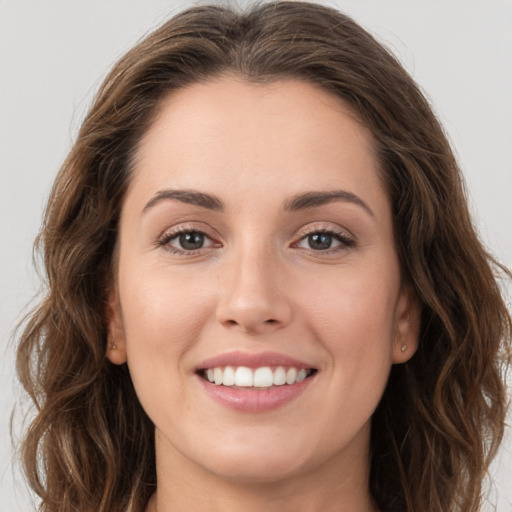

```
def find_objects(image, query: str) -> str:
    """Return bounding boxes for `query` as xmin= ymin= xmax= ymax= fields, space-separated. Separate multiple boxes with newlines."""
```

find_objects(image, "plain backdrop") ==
xmin=1 ymin=1 xmax=511 ymax=510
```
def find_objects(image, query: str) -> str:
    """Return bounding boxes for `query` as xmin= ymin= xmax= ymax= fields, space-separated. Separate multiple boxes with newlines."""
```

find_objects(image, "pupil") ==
xmin=180 ymin=232 xmax=204 ymax=250
xmin=309 ymin=233 xmax=332 ymax=250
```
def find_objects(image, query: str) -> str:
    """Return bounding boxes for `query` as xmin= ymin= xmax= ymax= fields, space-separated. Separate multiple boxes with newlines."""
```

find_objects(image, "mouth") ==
xmin=196 ymin=351 xmax=318 ymax=411
xmin=198 ymin=366 xmax=318 ymax=389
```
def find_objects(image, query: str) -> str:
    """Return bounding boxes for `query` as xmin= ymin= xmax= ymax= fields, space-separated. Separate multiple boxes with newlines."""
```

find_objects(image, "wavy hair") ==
xmin=16 ymin=2 xmax=511 ymax=511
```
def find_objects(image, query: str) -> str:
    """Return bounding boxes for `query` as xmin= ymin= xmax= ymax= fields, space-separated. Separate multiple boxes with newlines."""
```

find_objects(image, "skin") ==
xmin=107 ymin=75 xmax=420 ymax=512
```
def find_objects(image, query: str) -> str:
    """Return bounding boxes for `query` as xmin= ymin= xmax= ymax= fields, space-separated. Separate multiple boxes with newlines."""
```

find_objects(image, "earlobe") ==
xmin=105 ymin=288 xmax=128 ymax=365
xmin=392 ymin=284 xmax=421 ymax=364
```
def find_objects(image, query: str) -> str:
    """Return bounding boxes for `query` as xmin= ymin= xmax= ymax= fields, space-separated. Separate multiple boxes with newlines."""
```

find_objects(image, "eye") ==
xmin=305 ymin=232 xmax=335 ymax=250
xmin=158 ymin=228 xmax=217 ymax=254
xmin=175 ymin=231 xmax=207 ymax=250
xmin=295 ymin=229 xmax=355 ymax=252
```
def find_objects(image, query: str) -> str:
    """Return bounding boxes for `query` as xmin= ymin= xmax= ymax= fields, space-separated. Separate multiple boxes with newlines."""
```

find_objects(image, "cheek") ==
xmin=300 ymin=259 xmax=399 ymax=403
xmin=118 ymin=264 xmax=214 ymax=369
xmin=306 ymin=266 xmax=398 ymax=349
xmin=116 ymin=265 xmax=219 ymax=430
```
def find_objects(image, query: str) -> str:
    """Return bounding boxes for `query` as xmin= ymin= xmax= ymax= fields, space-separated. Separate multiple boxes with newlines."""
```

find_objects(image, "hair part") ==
xmin=16 ymin=2 xmax=511 ymax=511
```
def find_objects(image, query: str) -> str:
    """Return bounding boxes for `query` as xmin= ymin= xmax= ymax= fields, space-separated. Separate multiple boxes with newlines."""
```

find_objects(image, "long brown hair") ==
xmin=16 ymin=2 xmax=511 ymax=511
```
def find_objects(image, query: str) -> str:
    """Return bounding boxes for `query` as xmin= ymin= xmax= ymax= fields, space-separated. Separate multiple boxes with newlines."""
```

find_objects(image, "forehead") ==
xmin=137 ymin=75 xmax=375 ymax=158
xmin=128 ymin=75 xmax=386 ymax=214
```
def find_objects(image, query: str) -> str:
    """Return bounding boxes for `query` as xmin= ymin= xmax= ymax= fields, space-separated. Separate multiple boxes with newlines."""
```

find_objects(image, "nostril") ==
xmin=265 ymin=319 xmax=277 ymax=324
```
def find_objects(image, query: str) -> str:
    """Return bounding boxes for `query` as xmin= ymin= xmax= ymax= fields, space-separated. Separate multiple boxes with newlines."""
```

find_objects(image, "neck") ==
xmin=148 ymin=427 xmax=377 ymax=512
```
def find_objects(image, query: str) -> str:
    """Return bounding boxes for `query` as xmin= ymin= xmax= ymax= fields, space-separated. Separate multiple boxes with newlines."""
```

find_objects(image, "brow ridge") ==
xmin=142 ymin=188 xmax=373 ymax=217
xmin=143 ymin=189 xmax=223 ymax=212
xmin=284 ymin=190 xmax=374 ymax=217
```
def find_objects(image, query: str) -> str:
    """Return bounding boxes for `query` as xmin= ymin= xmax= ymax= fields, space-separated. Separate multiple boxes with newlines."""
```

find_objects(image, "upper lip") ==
xmin=197 ymin=350 xmax=315 ymax=370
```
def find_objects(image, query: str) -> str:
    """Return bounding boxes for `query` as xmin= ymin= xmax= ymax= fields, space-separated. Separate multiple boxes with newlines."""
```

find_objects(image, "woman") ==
xmin=16 ymin=2 xmax=511 ymax=511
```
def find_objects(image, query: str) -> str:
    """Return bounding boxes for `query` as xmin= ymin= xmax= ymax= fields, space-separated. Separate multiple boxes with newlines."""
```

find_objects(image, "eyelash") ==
xmin=157 ymin=225 xmax=356 ymax=257
xmin=294 ymin=227 xmax=356 ymax=254
xmin=157 ymin=226 xmax=218 ymax=256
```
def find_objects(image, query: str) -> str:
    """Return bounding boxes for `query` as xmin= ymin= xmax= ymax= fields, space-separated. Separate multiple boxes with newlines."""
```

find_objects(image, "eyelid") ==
xmin=296 ymin=223 xmax=355 ymax=241
xmin=291 ymin=223 xmax=357 ymax=253
xmin=156 ymin=222 xmax=222 ymax=254
xmin=155 ymin=221 xmax=356 ymax=256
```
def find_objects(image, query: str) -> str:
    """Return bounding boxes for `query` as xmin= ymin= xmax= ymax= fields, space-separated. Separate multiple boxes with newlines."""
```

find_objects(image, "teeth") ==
xmin=296 ymin=369 xmax=308 ymax=382
xmin=286 ymin=367 xmax=297 ymax=385
xmin=273 ymin=366 xmax=286 ymax=386
xmin=223 ymin=366 xmax=236 ymax=386
xmin=203 ymin=365 xmax=313 ymax=388
xmin=214 ymin=367 xmax=223 ymax=385
xmin=254 ymin=367 xmax=273 ymax=387
xmin=235 ymin=366 xmax=253 ymax=386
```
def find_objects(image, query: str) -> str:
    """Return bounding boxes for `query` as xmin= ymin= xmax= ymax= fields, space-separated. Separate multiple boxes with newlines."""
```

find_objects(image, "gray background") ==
xmin=1 ymin=1 xmax=511 ymax=510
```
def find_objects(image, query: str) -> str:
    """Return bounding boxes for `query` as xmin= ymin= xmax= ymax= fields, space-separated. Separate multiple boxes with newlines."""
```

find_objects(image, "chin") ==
xmin=187 ymin=432 xmax=316 ymax=484
xmin=208 ymin=453 xmax=310 ymax=484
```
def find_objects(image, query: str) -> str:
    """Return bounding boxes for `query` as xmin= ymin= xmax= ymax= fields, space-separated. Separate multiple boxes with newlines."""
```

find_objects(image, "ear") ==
xmin=105 ymin=287 xmax=128 ymax=365
xmin=392 ymin=284 xmax=421 ymax=364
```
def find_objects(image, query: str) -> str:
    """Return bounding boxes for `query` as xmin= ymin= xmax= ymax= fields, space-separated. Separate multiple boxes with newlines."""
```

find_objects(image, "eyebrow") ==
xmin=142 ymin=189 xmax=223 ymax=213
xmin=284 ymin=190 xmax=374 ymax=217
xmin=142 ymin=188 xmax=374 ymax=217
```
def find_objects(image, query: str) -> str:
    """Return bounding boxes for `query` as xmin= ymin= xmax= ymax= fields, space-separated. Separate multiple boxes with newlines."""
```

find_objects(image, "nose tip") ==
xmin=215 ymin=261 xmax=292 ymax=334
xmin=220 ymin=312 xmax=284 ymax=334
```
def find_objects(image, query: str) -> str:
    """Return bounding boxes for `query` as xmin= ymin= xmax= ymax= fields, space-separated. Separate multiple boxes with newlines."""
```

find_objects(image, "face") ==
xmin=108 ymin=76 xmax=419 ymax=485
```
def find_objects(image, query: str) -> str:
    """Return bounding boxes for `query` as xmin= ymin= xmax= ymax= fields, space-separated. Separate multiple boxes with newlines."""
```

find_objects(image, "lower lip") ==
xmin=197 ymin=374 xmax=315 ymax=413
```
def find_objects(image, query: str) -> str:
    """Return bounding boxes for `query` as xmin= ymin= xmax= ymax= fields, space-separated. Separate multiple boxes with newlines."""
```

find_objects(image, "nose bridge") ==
xmin=216 ymin=234 xmax=291 ymax=333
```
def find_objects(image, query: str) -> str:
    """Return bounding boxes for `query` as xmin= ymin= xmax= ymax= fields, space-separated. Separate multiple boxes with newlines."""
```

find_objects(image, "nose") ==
xmin=216 ymin=247 xmax=292 ymax=335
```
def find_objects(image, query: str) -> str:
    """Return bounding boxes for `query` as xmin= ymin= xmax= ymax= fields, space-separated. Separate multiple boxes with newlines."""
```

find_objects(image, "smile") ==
xmin=196 ymin=351 xmax=318 ymax=411
xmin=202 ymin=366 xmax=316 ymax=388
